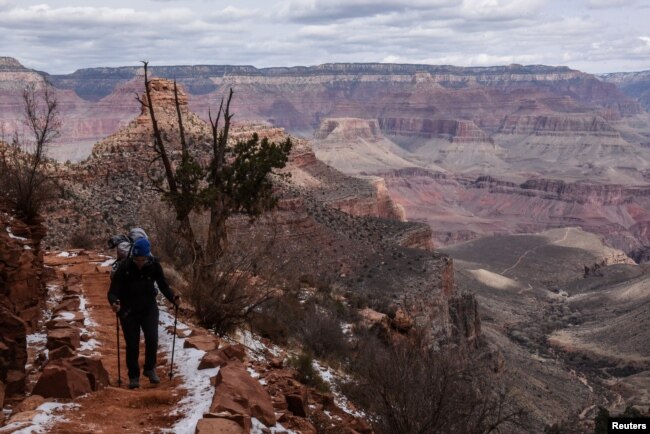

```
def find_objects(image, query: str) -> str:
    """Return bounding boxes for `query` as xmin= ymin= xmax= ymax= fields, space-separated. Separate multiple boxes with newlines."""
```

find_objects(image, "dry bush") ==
xmin=188 ymin=224 xmax=291 ymax=336
xmin=288 ymin=351 xmax=329 ymax=393
xmin=68 ymin=229 xmax=94 ymax=249
xmin=0 ymin=143 xmax=58 ymax=222
xmin=0 ymin=84 xmax=60 ymax=222
xmin=344 ymin=332 xmax=528 ymax=434
xmin=299 ymin=303 xmax=350 ymax=360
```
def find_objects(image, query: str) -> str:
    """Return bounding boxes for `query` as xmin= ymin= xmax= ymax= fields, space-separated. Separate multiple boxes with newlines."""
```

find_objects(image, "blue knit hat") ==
xmin=132 ymin=238 xmax=151 ymax=257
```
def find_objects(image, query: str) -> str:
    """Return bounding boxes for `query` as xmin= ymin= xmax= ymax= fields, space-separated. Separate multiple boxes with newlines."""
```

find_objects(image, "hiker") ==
xmin=107 ymin=237 xmax=180 ymax=389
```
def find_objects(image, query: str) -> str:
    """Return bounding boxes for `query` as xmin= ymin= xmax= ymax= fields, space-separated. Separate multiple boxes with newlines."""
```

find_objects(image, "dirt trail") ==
xmin=43 ymin=251 xmax=185 ymax=434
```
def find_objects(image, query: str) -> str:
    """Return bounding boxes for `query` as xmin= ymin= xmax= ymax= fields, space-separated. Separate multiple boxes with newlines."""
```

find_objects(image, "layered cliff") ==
xmin=384 ymin=168 xmax=650 ymax=256
xmin=0 ymin=58 xmax=643 ymax=160
xmin=0 ymin=207 xmax=47 ymax=400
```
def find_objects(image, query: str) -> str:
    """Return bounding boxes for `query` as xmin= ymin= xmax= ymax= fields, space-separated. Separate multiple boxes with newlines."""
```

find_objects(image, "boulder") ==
xmin=67 ymin=356 xmax=110 ymax=390
xmin=211 ymin=363 xmax=276 ymax=427
xmin=46 ymin=327 xmax=81 ymax=350
xmin=5 ymin=369 xmax=26 ymax=396
xmin=220 ymin=344 xmax=246 ymax=362
xmin=0 ymin=306 xmax=28 ymax=394
xmin=198 ymin=350 xmax=229 ymax=370
xmin=48 ymin=345 xmax=75 ymax=361
xmin=184 ymin=335 xmax=220 ymax=352
xmin=32 ymin=362 xmax=92 ymax=399
xmin=53 ymin=297 xmax=80 ymax=313
xmin=52 ymin=311 xmax=85 ymax=325
xmin=195 ymin=417 xmax=245 ymax=434
xmin=286 ymin=391 xmax=309 ymax=417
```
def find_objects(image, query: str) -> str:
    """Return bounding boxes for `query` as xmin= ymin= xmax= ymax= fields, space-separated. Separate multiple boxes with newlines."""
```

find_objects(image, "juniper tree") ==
xmin=137 ymin=61 xmax=291 ymax=265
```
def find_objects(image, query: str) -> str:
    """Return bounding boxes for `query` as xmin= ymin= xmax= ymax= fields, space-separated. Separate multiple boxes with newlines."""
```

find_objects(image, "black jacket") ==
xmin=107 ymin=257 xmax=175 ymax=313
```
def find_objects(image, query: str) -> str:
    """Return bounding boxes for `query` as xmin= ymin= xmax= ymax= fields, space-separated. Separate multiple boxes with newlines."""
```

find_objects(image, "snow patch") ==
xmin=4 ymin=402 xmax=79 ymax=434
xmin=56 ymin=251 xmax=77 ymax=258
xmin=6 ymin=227 xmax=28 ymax=241
xmin=312 ymin=360 xmax=364 ymax=418
xmin=251 ymin=418 xmax=297 ymax=434
xmin=158 ymin=309 xmax=219 ymax=434
xmin=55 ymin=311 xmax=76 ymax=321
xmin=99 ymin=258 xmax=115 ymax=267
xmin=233 ymin=329 xmax=282 ymax=361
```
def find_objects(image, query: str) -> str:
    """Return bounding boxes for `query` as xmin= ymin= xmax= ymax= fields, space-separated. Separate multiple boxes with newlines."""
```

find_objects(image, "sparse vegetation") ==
xmin=68 ymin=228 xmax=94 ymax=249
xmin=0 ymin=83 xmax=60 ymax=221
xmin=288 ymin=351 xmax=329 ymax=393
xmin=343 ymin=331 xmax=528 ymax=434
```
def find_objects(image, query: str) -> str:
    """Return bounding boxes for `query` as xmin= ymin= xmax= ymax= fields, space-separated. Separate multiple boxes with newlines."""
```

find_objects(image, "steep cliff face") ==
xmin=0 ymin=208 xmax=47 ymax=397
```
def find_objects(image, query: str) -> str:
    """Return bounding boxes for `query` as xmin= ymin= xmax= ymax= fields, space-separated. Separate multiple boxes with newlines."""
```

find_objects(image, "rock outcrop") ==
xmin=0 ymin=209 xmax=47 ymax=398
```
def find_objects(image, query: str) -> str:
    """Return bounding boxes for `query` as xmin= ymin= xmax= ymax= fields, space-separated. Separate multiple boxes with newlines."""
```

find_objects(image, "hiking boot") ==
xmin=128 ymin=377 xmax=140 ymax=389
xmin=143 ymin=369 xmax=160 ymax=384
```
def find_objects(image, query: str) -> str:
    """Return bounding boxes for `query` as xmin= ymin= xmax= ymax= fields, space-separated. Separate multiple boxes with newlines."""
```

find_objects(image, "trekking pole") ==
xmin=116 ymin=311 xmax=122 ymax=387
xmin=169 ymin=303 xmax=179 ymax=380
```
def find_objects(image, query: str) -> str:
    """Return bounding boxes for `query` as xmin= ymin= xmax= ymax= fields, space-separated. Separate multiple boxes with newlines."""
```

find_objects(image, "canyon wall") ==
xmin=0 ymin=208 xmax=47 ymax=398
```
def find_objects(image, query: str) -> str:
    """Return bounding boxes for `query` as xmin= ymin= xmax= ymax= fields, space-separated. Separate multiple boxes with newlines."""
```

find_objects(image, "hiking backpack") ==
xmin=107 ymin=227 xmax=149 ymax=278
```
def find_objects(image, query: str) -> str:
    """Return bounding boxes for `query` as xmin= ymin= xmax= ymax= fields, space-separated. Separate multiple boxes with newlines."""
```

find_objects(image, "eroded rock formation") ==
xmin=0 ymin=209 xmax=46 ymax=397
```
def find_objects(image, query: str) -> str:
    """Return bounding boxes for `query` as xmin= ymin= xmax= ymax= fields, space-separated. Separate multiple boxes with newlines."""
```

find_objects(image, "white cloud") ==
xmin=280 ymin=0 xmax=460 ymax=22
xmin=587 ymin=0 xmax=637 ymax=9
xmin=0 ymin=0 xmax=647 ymax=74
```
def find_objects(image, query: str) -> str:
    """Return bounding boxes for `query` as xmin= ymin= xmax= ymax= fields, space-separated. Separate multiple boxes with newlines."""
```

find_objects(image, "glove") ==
xmin=173 ymin=295 xmax=181 ymax=307
xmin=111 ymin=301 xmax=120 ymax=313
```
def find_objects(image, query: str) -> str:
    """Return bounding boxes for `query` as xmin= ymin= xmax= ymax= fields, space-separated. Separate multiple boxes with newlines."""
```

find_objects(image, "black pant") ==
xmin=120 ymin=304 xmax=159 ymax=379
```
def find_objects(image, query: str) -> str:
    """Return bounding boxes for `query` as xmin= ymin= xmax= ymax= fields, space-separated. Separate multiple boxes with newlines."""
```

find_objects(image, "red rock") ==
xmin=286 ymin=390 xmax=309 ymax=417
xmin=48 ymin=345 xmax=76 ymax=361
xmin=53 ymin=297 xmax=80 ymax=313
xmin=32 ymin=362 xmax=92 ymax=399
xmin=14 ymin=395 xmax=45 ymax=413
xmin=269 ymin=357 xmax=283 ymax=369
xmin=211 ymin=363 xmax=276 ymax=427
xmin=0 ymin=306 xmax=28 ymax=396
xmin=67 ymin=356 xmax=110 ymax=390
xmin=0 ymin=380 xmax=4 ymax=409
xmin=64 ymin=284 xmax=83 ymax=295
xmin=198 ymin=350 xmax=229 ymax=370
xmin=189 ymin=328 xmax=208 ymax=337
xmin=277 ymin=413 xmax=317 ymax=434
xmin=204 ymin=412 xmax=252 ymax=432
xmin=220 ymin=344 xmax=246 ymax=362
xmin=46 ymin=327 xmax=81 ymax=350
xmin=349 ymin=418 xmax=373 ymax=434
xmin=5 ymin=369 xmax=26 ymax=396
xmin=195 ymin=417 xmax=245 ymax=434
xmin=184 ymin=335 xmax=220 ymax=352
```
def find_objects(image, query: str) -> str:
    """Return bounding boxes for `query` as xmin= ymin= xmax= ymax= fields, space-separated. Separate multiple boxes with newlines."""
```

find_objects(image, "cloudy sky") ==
xmin=0 ymin=0 xmax=648 ymax=74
